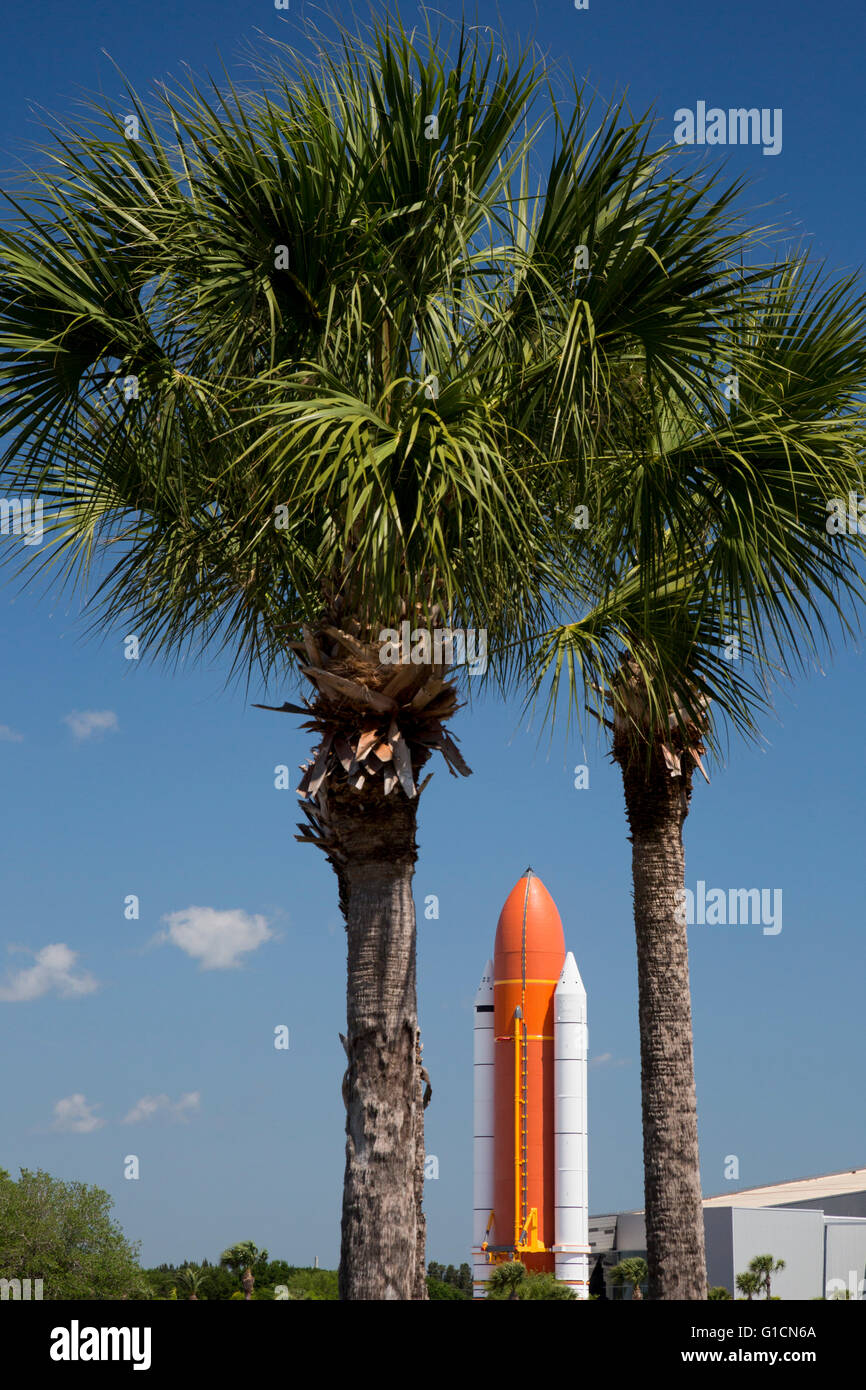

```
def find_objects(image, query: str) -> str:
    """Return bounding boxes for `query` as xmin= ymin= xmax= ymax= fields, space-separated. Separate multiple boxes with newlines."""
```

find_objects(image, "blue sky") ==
xmin=1 ymin=0 xmax=864 ymax=1271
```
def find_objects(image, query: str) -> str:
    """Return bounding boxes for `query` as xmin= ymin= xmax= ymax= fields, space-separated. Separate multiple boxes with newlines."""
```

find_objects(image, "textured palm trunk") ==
xmin=329 ymin=777 xmax=427 ymax=1301
xmin=412 ymin=1031 xmax=429 ymax=1301
xmin=280 ymin=621 xmax=470 ymax=1299
xmin=617 ymin=742 xmax=707 ymax=1300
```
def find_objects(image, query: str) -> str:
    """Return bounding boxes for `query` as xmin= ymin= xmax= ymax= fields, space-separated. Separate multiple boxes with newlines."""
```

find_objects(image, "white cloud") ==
xmin=122 ymin=1091 xmax=201 ymax=1125
xmin=52 ymin=1094 xmax=105 ymax=1134
xmin=156 ymin=906 xmax=274 ymax=970
xmin=0 ymin=723 xmax=23 ymax=742
xmin=589 ymin=1052 xmax=631 ymax=1069
xmin=62 ymin=709 xmax=118 ymax=741
xmin=0 ymin=943 xmax=99 ymax=1002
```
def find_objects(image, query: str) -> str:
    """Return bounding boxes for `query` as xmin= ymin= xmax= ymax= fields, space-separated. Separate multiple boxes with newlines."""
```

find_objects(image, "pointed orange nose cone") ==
xmin=493 ymin=871 xmax=566 ymax=984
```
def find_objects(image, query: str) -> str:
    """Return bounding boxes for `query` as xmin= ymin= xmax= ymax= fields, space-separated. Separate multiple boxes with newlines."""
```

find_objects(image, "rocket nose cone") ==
xmin=474 ymin=959 xmax=494 ymax=1004
xmin=556 ymin=949 xmax=586 ymax=995
xmin=494 ymin=872 xmax=565 ymax=976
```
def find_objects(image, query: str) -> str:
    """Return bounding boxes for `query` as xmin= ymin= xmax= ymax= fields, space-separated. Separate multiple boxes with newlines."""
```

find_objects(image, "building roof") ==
xmin=702 ymin=1166 xmax=866 ymax=1209
xmin=595 ymin=1167 xmax=866 ymax=1225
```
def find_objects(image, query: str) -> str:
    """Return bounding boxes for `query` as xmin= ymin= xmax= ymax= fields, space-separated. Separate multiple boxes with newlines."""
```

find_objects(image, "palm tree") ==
xmin=485 ymin=1261 xmax=527 ymax=1300
xmin=0 ymin=13 xmax=827 ymax=1300
xmin=749 ymin=1254 xmax=785 ymax=1299
xmin=220 ymin=1242 xmax=267 ymax=1301
xmin=533 ymin=257 xmax=866 ymax=1299
xmin=0 ymin=20 xmax=555 ymax=1300
xmin=178 ymin=1264 xmax=205 ymax=1300
xmin=609 ymin=1257 xmax=648 ymax=1300
xmin=736 ymin=1271 xmax=761 ymax=1301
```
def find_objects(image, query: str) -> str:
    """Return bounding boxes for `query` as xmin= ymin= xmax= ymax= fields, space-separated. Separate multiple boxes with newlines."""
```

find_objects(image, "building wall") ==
xmin=731 ymin=1207 xmax=824 ymax=1300
xmin=615 ymin=1212 xmax=646 ymax=1250
xmin=824 ymin=1219 xmax=866 ymax=1299
xmin=704 ymin=1208 xmax=734 ymax=1293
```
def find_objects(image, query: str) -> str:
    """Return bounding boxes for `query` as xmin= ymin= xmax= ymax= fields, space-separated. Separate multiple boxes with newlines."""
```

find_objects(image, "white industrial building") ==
xmin=589 ymin=1167 xmax=866 ymax=1299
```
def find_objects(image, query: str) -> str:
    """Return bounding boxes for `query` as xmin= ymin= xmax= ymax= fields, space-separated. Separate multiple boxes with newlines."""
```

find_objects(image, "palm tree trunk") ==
xmin=327 ymin=778 xmax=427 ymax=1300
xmin=290 ymin=629 xmax=463 ymax=1299
xmin=617 ymin=743 xmax=707 ymax=1300
xmin=413 ymin=1031 xmax=429 ymax=1301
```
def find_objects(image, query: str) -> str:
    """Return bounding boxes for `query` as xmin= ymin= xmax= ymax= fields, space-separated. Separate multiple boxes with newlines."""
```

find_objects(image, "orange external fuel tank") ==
xmin=492 ymin=869 xmax=565 ymax=1272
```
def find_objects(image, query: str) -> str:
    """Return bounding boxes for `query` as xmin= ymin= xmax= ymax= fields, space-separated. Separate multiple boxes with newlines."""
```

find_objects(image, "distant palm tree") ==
xmin=220 ymin=1242 xmax=267 ymax=1300
xmin=485 ymin=1261 xmax=527 ymax=1301
xmin=610 ymin=1257 xmax=648 ymax=1300
xmin=736 ymin=1271 xmax=761 ymax=1301
xmin=748 ymin=1254 xmax=785 ymax=1300
xmin=178 ymin=1265 xmax=205 ymax=1301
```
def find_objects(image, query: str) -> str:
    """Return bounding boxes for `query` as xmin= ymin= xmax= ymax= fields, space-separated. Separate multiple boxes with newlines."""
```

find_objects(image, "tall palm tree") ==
xmin=0 ymin=13 xmax=812 ymax=1299
xmin=0 ymin=20 xmax=553 ymax=1300
xmin=0 ymin=19 xmax=557 ymax=1300
xmin=533 ymin=257 xmax=866 ymax=1298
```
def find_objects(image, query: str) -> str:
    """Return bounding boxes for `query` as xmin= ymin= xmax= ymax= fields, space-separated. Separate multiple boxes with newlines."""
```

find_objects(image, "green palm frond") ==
xmin=3 ymin=14 xmax=855 ymax=717
xmin=530 ymin=253 xmax=866 ymax=758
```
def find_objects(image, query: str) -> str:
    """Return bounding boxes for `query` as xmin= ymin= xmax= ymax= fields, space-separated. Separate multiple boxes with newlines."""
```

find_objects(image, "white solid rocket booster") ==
xmin=472 ymin=959 xmax=495 ymax=1299
xmin=553 ymin=950 xmax=590 ymax=1297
